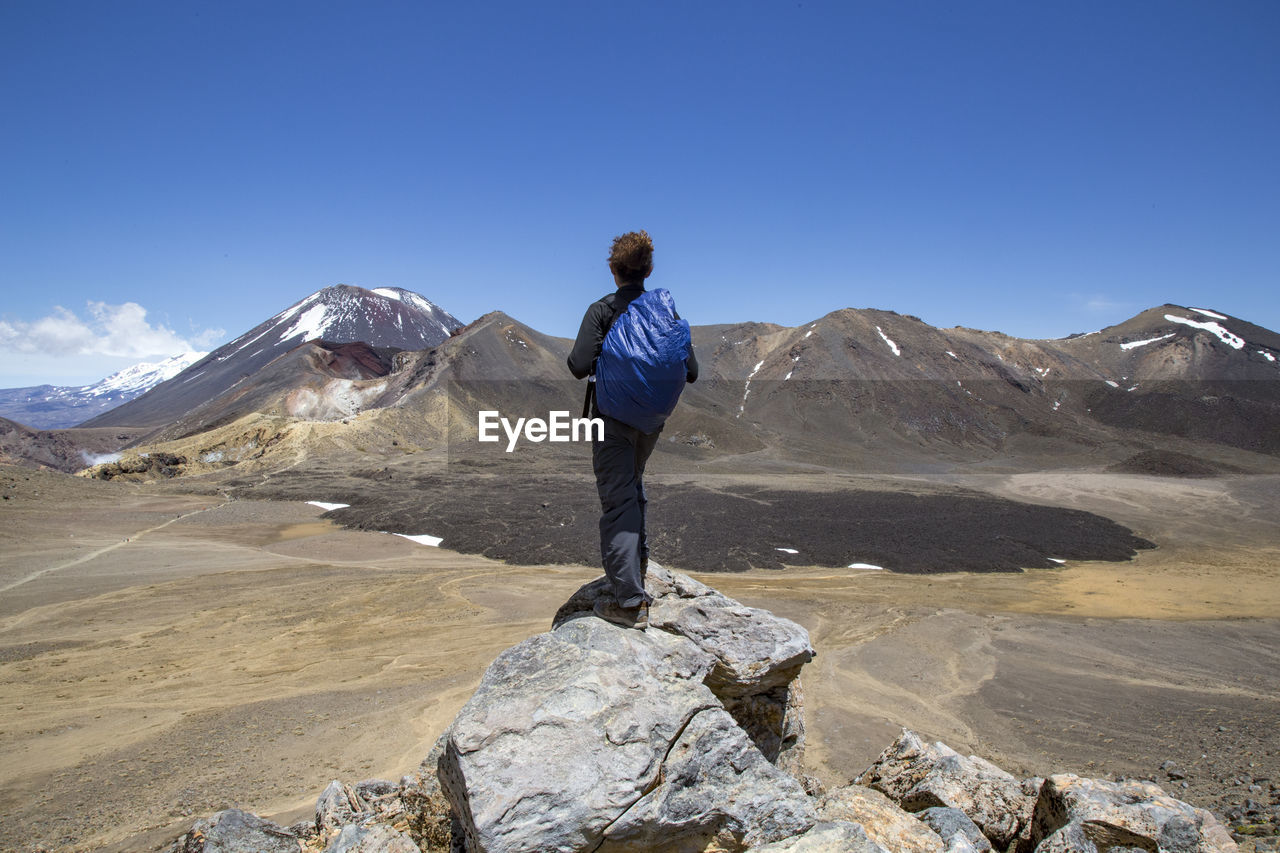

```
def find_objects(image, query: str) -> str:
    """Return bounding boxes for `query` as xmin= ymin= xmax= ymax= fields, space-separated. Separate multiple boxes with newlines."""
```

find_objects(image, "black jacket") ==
xmin=566 ymin=284 xmax=699 ymax=382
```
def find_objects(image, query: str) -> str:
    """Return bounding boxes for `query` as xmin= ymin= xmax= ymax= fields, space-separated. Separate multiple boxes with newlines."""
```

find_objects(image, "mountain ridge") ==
xmin=0 ymin=351 xmax=205 ymax=429
xmin=81 ymin=284 xmax=462 ymax=431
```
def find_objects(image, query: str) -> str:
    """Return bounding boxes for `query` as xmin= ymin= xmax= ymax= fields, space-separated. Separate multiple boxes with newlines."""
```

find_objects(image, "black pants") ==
xmin=593 ymin=414 xmax=661 ymax=608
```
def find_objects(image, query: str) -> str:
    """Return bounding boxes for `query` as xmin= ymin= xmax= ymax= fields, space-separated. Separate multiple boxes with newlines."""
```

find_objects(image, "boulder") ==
xmin=748 ymin=821 xmax=891 ymax=852
xmin=816 ymin=784 xmax=945 ymax=853
xmin=324 ymin=822 xmax=419 ymax=852
xmin=167 ymin=809 xmax=299 ymax=853
xmin=599 ymin=706 xmax=815 ymax=851
xmin=553 ymin=565 xmax=814 ymax=766
xmin=354 ymin=778 xmax=398 ymax=800
xmin=439 ymin=613 xmax=816 ymax=852
xmin=553 ymin=566 xmax=815 ymax=695
xmin=1028 ymin=774 xmax=1239 ymax=853
xmin=855 ymin=729 xmax=1036 ymax=849
xmin=316 ymin=780 xmax=369 ymax=837
xmin=915 ymin=807 xmax=992 ymax=853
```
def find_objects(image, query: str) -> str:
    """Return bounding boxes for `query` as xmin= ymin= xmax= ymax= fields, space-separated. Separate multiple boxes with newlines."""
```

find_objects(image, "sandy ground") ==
xmin=1 ymin=464 xmax=1278 ymax=852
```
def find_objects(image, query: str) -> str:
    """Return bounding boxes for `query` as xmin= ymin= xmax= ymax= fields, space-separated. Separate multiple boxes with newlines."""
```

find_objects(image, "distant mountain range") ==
xmin=0 ymin=352 xmax=205 ymax=429
xmin=3 ymin=283 xmax=1277 ymax=476
xmin=81 ymin=284 xmax=462 ymax=432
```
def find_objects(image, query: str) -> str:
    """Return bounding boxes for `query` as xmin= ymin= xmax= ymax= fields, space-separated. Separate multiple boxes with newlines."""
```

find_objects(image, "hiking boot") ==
xmin=593 ymin=598 xmax=649 ymax=630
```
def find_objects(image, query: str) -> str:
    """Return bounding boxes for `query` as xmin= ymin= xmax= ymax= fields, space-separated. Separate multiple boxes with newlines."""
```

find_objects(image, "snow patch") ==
xmin=776 ymin=548 xmax=799 ymax=554
xmin=875 ymin=326 xmax=900 ymax=356
xmin=1120 ymin=333 xmax=1175 ymax=350
xmin=803 ymin=330 xmax=813 ymax=339
xmin=1049 ymin=558 xmax=1066 ymax=564
xmin=1259 ymin=350 xmax=1276 ymax=363
xmin=1190 ymin=307 xmax=1227 ymax=320
xmin=738 ymin=359 xmax=765 ymax=416
xmin=307 ymin=501 xmax=349 ymax=511
xmin=395 ymin=533 xmax=443 ymax=547
xmin=1105 ymin=380 xmax=1119 ymax=388
xmin=282 ymin=303 xmax=330 ymax=341
xmin=945 ymin=351 xmax=958 ymax=359
xmin=1164 ymin=314 xmax=1244 ymax=349
xmin=847 ymin=563 xmax=884 ymax=571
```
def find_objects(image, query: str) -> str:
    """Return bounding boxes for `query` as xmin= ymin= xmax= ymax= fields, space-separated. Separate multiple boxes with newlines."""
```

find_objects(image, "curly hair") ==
xmin=608 ymin=230 xmax=654 ymax=284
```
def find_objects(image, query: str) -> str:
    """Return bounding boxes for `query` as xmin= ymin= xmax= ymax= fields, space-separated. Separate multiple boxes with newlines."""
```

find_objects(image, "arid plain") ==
xmin=2 ymin=454 xmax=1277 ymax=852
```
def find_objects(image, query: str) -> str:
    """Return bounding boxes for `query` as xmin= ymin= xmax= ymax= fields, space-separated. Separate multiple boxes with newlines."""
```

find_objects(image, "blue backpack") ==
xmin=595 ymin=289 xmax=692 ymax=434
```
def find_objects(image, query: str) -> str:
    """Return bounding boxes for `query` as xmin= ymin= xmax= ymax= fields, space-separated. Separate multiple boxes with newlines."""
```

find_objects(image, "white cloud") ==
xmin=0 ymin=301 xmax=223 ymax=359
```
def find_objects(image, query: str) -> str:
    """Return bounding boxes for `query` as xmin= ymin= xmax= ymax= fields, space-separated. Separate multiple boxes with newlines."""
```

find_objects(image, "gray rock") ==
xmin=324 ymin=822 xmax=419 ymax=853
xmin=915 ymin=807 xmax=992 ymax=853
xmin=288 ymin=819 xmax=318 ymax=843
xmin=816 ymin=784 xmax=945 ymax=853
xmin=316 ymin=780 xmax=369 ymax=837
xmin=553 ymin=566 xmax=815 ymax=696
xmin=168 ymin=809 xmax=299 ymax=853
xmin=748 ymin=820 xmax=891 ymax=853
xmin=440 ymin=615 xmax=815 ymax=853
xmin=599 ymin=706 xmax=816 ymax=851
xmin=1028 ymin=774 xmax=1239 ymax=853
xmin=855 ymin=729 xmax=1035 ymax=849
xmin=354 ymin=778 xmax=398 ymax=800
xmin=553 ymin=566 xmax=813 ymax=766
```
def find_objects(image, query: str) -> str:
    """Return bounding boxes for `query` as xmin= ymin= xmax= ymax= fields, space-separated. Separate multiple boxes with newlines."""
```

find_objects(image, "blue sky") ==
xmin=2 ymin=1 xmax=1277 ymax=386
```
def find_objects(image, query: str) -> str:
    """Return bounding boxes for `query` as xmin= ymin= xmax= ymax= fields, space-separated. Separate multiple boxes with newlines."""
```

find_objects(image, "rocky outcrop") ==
xmin=816 ymin=784 xmax=945 ymax=853
xmin=440 ymin=567 xmax=818 ymax=852
xmin=1028 ymin=774 xmax=1238 ymax=853
xmin=749 ymin=820 xmax=890 ymax=852
xmin=164 ymin=573 xmax=1241 ymax=853
xmin=169 ymin=808 xmax=299 ymax=852
xmin=855 ymin=729 xmax=1039 ymax=849
xmin=553 ymin=565 xmax=813 ymax=770
xmin=916 ymin=807 xmax=993 ymax=853
xmin=855 ymin=730 xmax=1237 ymax=853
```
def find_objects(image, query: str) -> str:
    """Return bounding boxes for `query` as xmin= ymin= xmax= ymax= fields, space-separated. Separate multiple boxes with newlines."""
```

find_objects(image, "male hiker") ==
xmin=567 ymin=231 xmax=699 ymax=630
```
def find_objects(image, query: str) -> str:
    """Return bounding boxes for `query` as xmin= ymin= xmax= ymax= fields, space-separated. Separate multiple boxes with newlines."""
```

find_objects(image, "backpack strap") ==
xmin=582 ymin=295 xmax=626 ymax=420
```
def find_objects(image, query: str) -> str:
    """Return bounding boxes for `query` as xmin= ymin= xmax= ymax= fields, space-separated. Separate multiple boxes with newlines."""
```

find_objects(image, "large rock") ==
xmin=553 ymin=566 xmax=815 ymax=695
xmin=1028 ymin=774 xmax=1238 ymax=853
xmin=316 ymin=780 xmax=370 ymax=837
xmin=816 ymin=784 xmax=945 ymax=853
xmin=915 ymin=807 xmax=993 ymax=853
xmin=855 ymin=729 xmax=1037 ymax=849
xmin=748 ymin=821 xmax=891 ymax=853
xmin=324 ymin=821 xmax=419 ymax=852
xmin=599 ymin=706 xmax=815 ymax=851
xmin=167 ymin=809 xmax=300 ymax=853
xmin=554 ymin=565 xmax=814 ymax=767
xmin=440 ymin=612 xmax=816 ymax=852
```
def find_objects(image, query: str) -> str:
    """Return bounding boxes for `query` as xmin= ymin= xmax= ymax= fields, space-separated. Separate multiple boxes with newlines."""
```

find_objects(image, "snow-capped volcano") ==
xmin=258 ymin=285 xmax=459 ymax=348
xmin=0 ymin=351 xmax=206 ymax=429
xmin=84 ymin=284 xmax=462 ymax=429
xmin=87 ymin=352 xmax=207 ymax=397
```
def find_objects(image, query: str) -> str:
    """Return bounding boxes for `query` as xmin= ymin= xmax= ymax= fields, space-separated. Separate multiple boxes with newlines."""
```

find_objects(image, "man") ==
xmin=567 ymin=231 xmax=699 ymax=630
